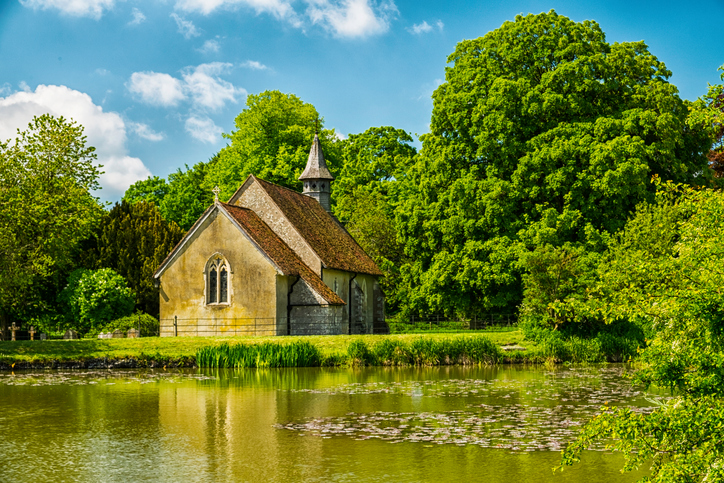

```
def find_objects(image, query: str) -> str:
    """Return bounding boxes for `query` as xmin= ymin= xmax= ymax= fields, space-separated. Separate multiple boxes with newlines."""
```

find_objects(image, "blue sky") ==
xmin=0 ymin=0 xmax=722 ymax=201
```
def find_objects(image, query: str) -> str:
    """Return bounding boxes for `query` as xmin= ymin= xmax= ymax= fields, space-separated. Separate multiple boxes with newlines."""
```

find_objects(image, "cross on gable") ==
xmin=212 ymin=186 xmax=221 ymax=201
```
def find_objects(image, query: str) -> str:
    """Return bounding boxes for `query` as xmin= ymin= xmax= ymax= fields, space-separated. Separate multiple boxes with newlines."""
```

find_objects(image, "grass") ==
xmin=0 ymin=330 xmax=526 ymax=367
xmin=0 ymin=329 xmax=640 ymax=368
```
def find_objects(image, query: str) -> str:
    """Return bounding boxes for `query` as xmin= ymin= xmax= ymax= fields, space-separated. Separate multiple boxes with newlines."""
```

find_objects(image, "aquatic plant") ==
xmin=196 ymin=340 xmax=322 ymax=368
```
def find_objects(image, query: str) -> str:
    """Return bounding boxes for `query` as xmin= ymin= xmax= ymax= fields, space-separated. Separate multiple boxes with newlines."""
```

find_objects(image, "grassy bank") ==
xmin=0 ymin=329 xmax=640 ymax=369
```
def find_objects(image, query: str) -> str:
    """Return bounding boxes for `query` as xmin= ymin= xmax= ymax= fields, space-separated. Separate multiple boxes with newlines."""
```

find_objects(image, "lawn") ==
xmin=0 ymin=329 xmax=527 ymax=364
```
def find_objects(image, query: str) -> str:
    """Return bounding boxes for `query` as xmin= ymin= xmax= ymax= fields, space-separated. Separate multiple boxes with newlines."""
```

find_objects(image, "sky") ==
xmin=0 ymin=0 xmax=722 ymax=201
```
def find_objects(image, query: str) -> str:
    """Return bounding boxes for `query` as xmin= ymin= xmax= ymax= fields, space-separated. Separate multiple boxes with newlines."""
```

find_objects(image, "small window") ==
xmin=206 ymin=255 xmax=230 ymax=305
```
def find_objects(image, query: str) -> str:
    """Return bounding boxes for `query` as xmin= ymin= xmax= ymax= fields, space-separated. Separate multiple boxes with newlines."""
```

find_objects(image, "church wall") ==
xmin=159 ymin=209 xmax=281 ymax=336
xmin=320 ymin=269 xmax=382 ymax=334
xmin=235 ymin=182 xmax=323 ymax=276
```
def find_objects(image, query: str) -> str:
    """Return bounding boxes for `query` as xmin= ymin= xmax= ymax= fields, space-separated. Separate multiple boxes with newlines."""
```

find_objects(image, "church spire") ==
xmin=299 ymin=133 xmax=334 ymax=212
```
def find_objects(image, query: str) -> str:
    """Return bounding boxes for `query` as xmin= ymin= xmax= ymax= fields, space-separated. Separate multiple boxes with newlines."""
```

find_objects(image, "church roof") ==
xmin=220 ymin=203 xmax=345 ymax=305
xmin=253 ymin=177 xmax=383 ymax=276
xmin=299 ymin=134 xmax=334 ymax=180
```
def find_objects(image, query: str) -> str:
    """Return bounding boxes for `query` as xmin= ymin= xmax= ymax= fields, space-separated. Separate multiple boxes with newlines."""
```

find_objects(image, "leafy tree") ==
xmin=560 ymin=183 xmax=724 ymax=480
xmin=86 ymin=200 xmax=184 ymax=316
xmin=123 ymin=175 xmax=169 ymax=206
xmin=58 ymin=268 xmax=135 ymax=335
xmin=207 ymin=90 xmax=342 ymax=200
xmin=0 ymin=114 xmax=103 ymax=327
xmin=396 ymin=11 xmax=711 ymax=318
xmin=159 ymin=158 xmax=216 ymax=230
xmin=334 ymin=127 xmax=417 ymax=312
xmin=689 ymin=65 xmax=724 ymax=178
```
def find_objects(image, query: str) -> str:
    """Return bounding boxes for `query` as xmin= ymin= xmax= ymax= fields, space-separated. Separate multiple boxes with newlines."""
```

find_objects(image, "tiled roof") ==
xmin=253 ymin=177 xmax=384 ymax=276
xmin=220 ymin=203 xmax=345 ymax=305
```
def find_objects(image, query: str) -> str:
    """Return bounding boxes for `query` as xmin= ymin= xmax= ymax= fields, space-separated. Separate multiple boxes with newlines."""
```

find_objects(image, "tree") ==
xmin=86 ymin=200 xmax=185 ymax=316
xmin=396 ymin=11 xmax=711 ymax=317
xmin=0 ymin=114 xmax=103 ymax=326
xmin=560 ymin=183 xmax=724 ymax=480
xmin=123 ymin=175 xmax=169 ymax=206
xmin=58 ymin=268 xmax=135 ymax=335
xmin=207 ymin=90 xmax=342 ymax=200
xmin=334 ymin=127 xmax=417 ymax=312
xmin=689 ymin=65 xmax=724 ymax=178
xmin=159 ymin=158 xmax=216 ymax=231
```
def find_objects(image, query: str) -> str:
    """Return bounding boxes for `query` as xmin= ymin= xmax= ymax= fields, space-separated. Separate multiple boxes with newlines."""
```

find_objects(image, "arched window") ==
xmin=206 ymin=255 xmax=230 ymax=305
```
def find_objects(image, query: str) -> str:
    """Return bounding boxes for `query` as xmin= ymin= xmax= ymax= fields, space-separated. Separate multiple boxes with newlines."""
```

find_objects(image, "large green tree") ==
xmin=207 ymin=90 xmax=342 ymax=200
xmin=0 ymin=114 xmax=103 ymax=326
xmin=86 ymin=200 xmax=184 ymax=316
xmin=397 ymin=11 xmax=711 ymax=317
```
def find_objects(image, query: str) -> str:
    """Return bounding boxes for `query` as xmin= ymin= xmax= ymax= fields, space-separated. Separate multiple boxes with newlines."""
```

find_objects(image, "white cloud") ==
xmin=240 ymin=60 xmax=268 ymax=70
xmin=128 ymin=7 xmax=146 ymax=25
xmin=0 ymin=83 xmax=11 ymax=96
xmin=171 ymin=13 xmax=201 ymax=39
xmin=408 ymin=19 xmax=443 ymax=35
xmin=127 ymin=71 xmax=187 ymax=107
xmin=175 ymin=0 xmax=299 ymax=25
xmin=0 ymin=84 xmax=152 ymax=198
xmin=130 ymin=122 xmax=165 ymax=141
xmin=19 ymin=0 xmax=116 ymax=19
xmin=94 ymin=68 xmax=110 ymax=76
xmin=306 ymin=0 xmax=397 ymax=38
xmin=198 ymin=39 xmax=220 ymax=54
xmin=185 ymin=115 xmax=223 ymax=143
xmin=408 ymin=21 xmax=431 ymax=34
xmin=182 ymin=62 xmax=243 ymax=111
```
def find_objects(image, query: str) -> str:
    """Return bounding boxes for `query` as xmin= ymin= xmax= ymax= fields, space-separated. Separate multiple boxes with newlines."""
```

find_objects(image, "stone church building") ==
xmin=153 ymin=135 xmax=386 ymax=337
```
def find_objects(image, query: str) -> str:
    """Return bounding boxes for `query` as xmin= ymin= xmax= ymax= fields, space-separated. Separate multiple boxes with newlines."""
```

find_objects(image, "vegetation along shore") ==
xmin=0 ymin=329 xmax=640 ymax=370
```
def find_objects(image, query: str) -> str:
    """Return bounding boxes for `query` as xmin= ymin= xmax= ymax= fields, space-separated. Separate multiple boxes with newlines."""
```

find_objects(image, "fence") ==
xmin=159 ymin=315 xmax=390 ymax=337
xmin=388 ymin=314 xmax=518 ymax=333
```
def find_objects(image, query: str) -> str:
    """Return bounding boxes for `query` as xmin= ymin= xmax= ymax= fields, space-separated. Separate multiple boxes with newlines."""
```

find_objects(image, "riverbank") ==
xmin=0 ymin=329 xmax=639 ymax=370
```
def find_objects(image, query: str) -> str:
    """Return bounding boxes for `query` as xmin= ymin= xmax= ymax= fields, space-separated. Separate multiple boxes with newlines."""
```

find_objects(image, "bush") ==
xmin=97 ymin=312 xmax=159 ymax=338
xmin=58 ymin=268 xmax=135 ymax=335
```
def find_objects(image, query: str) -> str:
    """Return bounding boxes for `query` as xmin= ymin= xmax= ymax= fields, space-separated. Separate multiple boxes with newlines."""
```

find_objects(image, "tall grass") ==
xmin=347 ymin=335 xmax=501 ymax=366
xmin=196 ymin=340 xmax=321 ymax=368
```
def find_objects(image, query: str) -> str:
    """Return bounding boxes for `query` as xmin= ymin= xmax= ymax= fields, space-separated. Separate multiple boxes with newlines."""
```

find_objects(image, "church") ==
xmin=153 ymin=135 xmax=386 ymax=337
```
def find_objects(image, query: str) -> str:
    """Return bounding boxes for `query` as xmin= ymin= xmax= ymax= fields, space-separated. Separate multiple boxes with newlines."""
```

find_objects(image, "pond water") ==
xmin=0 ymin=365 xmax=657 ymax=482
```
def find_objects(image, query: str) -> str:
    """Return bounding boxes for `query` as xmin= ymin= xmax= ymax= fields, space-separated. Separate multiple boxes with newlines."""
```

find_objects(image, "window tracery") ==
xmin=206 ymin=255 xmax=230 ymax=305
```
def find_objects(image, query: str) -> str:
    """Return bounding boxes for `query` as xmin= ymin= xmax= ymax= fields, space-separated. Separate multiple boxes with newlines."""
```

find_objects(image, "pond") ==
xmin=0 ymin=365 xmax=657 ymax=482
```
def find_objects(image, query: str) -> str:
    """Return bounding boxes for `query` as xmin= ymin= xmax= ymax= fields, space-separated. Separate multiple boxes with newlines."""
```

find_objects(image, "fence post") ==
xmin=174 ymin=316 xmax=178 ymax=337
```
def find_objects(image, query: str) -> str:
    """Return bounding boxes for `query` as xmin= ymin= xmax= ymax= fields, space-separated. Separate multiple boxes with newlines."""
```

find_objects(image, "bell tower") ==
xmin=299 ymin=133 xmax=334 ymax=212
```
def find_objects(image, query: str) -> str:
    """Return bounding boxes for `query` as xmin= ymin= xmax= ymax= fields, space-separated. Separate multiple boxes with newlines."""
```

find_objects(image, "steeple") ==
xmin=299 ymin=133 xmax=334 ymax=212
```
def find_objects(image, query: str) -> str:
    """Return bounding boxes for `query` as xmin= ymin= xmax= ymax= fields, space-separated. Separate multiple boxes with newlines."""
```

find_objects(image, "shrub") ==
xmin=58 ymin=268 xmax=135 ymax=335
xmin=100 ymin=312 xmax=159 ymax=337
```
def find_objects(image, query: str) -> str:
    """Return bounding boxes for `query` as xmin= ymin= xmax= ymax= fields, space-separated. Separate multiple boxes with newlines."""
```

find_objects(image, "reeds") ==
xmin=196 ymin=340 xmax=322 ymax=368
xmin=347 ymin=335 xmax=501 ymax=366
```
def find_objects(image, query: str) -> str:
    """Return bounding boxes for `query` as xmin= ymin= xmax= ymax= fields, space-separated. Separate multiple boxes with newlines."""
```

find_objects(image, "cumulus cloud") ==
xmin=407 ymin=19 xmax=443 ymax=35
xmin=175 ymin=0 xmax=300 ymax=24
xmin=182 ymin=62 xmax=243 ymax=111
xmin=127 ymin=72 xmax=187 ymax=107
xmin=185 ymin=115 xmax=223 ymax=143
xmin=130 ymin=122 xmax=165 ymax=141
xmin=306 ymin=0 xmax=397 ymax=38
xmin=0 ymin=84 xmax=152 ymax=198
xmin=128 ymin=7 xmax=146 ymax=25
xmin=19 ymin=0 xmax=116 ymax=19
xmin=240 ymin=60 xmax=268 ymax=70
xmin=198 ymin=39 xmax=220 ymax=54
xmin=128 ymin=63 xmax=243 ymax=112
xmin=171 ymin=13 xmax=201 ymax=39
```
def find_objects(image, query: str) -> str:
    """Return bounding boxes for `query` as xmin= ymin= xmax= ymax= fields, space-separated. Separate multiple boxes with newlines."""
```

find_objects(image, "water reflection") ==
xmin=0 ymin=366 xmax=653 ymax=482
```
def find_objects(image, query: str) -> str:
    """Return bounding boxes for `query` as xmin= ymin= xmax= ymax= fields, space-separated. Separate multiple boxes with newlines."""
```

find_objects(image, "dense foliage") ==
xmin=84 ymin=200 xmax=185 ymax=316
xmin=396 ymin=10 xmax=711 ymax=318
xmin=0 ymin=115 xmax=103 ymax=328
xmin=560 ymin=184 xmax=724 ymax=480
xmin=58 ymin=268 xmax=135 ymax=335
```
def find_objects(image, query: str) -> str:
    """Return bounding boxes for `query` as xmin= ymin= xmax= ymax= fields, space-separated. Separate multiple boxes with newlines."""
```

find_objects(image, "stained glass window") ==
xmin=220 ymin=268 xmax=228 ymax=303
xmin=209 ymin=268 xmax=217 ymax=303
